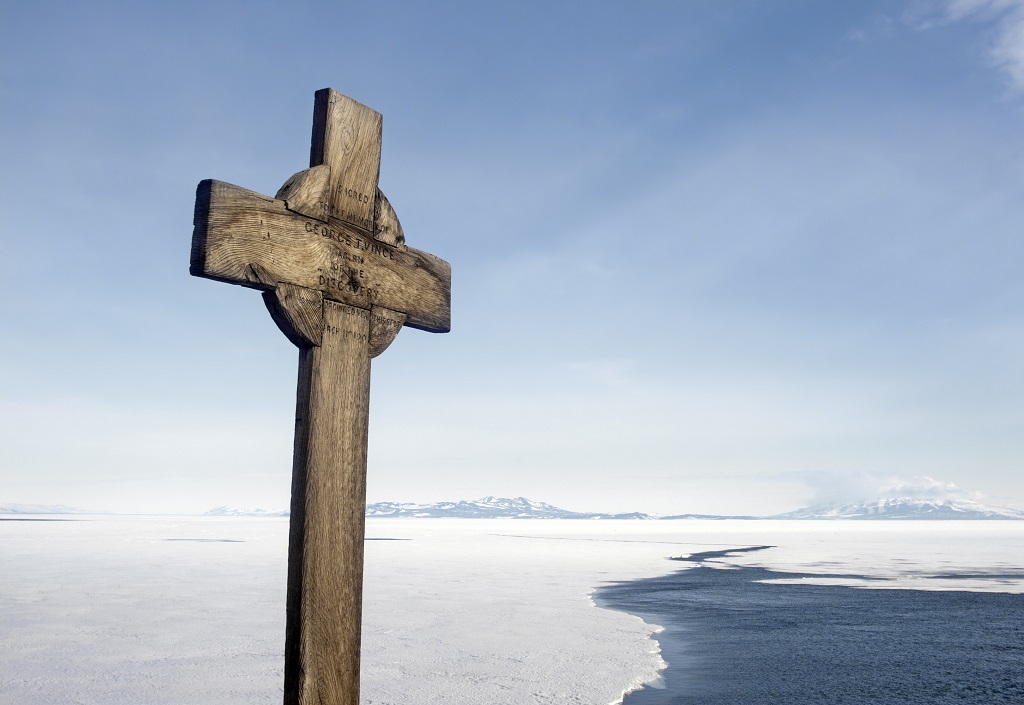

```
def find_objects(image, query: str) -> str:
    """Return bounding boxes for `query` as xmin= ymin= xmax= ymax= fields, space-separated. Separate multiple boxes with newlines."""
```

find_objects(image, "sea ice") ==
xmin=1 ymin=516 xmax=1021 ymax=704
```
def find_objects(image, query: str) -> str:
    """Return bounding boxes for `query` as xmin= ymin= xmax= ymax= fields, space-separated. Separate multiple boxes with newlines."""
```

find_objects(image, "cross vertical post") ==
xmin=189 ymin=88 xmax=451 ymax=705
xmin=283 ymin=301 xmax=371 ymax=705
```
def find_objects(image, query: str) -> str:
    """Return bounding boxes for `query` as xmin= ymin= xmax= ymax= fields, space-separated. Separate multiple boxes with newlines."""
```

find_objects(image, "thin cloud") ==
xmin=878 ymin=475 xmax=983 ymax=501
xmin=800 ymin=470 xmax=983 ymax=504
xmin=914 ymin=0 xmax=1024 ymax=90
xmin=844 ymin=13 xmax=896 ymax=43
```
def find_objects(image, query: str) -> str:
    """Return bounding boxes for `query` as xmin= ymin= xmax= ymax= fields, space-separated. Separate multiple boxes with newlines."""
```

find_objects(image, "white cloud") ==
xmin=878 ymin=474 xmax=983 ymax=501
xmin=800 ymin=470 xmax=984 ymax=504
xmin=916 ymin=0 xmax=1024 ymax=90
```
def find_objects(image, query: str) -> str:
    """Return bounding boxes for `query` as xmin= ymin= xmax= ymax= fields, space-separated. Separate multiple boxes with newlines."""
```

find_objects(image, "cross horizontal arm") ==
xmin=191 ymin=179 xmax=450 ymax=333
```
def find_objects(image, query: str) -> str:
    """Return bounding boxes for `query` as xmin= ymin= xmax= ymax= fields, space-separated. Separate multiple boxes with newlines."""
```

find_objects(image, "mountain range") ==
xmin=365 ymin=496 xmax=653 ymax=519
xmin=772 ymin=497 xmax=1024 ymax=520
xmin=4 ymin=497 xmax=1022 ymax=520
xmin=199 ymin=496 xmax=1024 ymax=520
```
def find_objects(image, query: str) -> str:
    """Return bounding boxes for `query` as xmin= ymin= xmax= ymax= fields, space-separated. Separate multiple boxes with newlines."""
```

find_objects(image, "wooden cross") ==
xmin=190 ymin=88 xmax=450 ymax=705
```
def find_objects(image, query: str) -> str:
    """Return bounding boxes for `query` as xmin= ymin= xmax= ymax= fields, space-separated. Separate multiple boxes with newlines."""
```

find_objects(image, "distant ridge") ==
xmin=8 ymin=496 xmax=1022 ymax=520
xmin=361 ymin=496 xmax=1024 ymax=520
xmin=201 ymin=497 xmax=653 ymax=519
xmin=771 ymin=497 xmax=1024 ymax=520
xmin=365 ymin=496 xmax=654 ymax=520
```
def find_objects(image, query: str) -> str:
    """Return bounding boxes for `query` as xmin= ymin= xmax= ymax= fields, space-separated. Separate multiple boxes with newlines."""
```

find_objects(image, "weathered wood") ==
xmin=310 ymin=89 xmax=381 ymax=233
xmin=189 ymin=88 xmax=450 ymax=705
xmin=276 ymin=164 xmax=331 ymax=221
xmin=284 ymin=300 xmax=371 ymax=705
xmin=264 ymin=284 xmax=325 ymax=348
xmin=192 ymin=180 xmax=450 ymax=333
xmin=372 ymin=190 xmax=406 ymax=248
xmin=368 ymin=306 xmax=406 ymax=358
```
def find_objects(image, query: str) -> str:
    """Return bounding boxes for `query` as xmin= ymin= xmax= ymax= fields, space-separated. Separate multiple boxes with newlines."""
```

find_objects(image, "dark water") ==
xmin=596 ymin=551 xmax=1024 ymax=704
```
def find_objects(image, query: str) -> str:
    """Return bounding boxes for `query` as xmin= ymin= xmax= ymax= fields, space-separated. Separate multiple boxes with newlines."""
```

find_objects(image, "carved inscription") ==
xmin=318 ymin=257 xmax=377 ymax=301
xmin=342 ymin=187 xmax=371 ymax=205
xmin=367 ymin=306 xmax=406 ymax=358
xmin=306 ymin=218 xmax=398 ymax=303
xmin=370 ymin=313 xmax=401 ymax=333
xmin=331 ymin=188 xmax=373 ymax=232
xmin=325 ymin=301 xmax=369 ymax=343
xmin=194 ymin=174 xmax=450 ymax=333
xmin=190 ymin=88 xmax=452 ymax=705
xmin=305 ymin=220 xmax=397 ymax=260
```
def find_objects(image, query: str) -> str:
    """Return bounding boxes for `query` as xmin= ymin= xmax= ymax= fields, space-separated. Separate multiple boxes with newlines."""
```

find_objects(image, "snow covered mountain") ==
xmin=773 ymin=497 xmax=1024 ymax=520
xmin=366 ymin=496 xmax=653 ymax=520
xmin=202 ymin=497 xmax=651 ymax=519
xmin=191 ymin=497 xmax=1022 ymax=520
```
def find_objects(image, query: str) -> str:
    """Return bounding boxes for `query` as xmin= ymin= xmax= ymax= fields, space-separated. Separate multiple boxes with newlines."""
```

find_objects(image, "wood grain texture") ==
xmin=310 ymin=89 xmax=381 ymax=233
xmin=372 ymin=189 xmax=406 ymax=248
xmin=191 ymin=179 xmax=450 ymax=333
xmin=264 ymin=284 xmax=324 ymax=348
xmin=284 ymin=300 xmax=371 ymax=705
xmin=189 ymin=88 xmax=451 ymax=705
xmin=368 ymin=306 xmax=406 ymax=358
xmin=276 ymin=164 xmax=331 ymax=221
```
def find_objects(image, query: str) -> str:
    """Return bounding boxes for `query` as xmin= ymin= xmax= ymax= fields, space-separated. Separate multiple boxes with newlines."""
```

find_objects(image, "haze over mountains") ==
xmin=5 ymin=496 xmax=1024 ymax=520
xmin=361 ymin=496 xmax=1024 ymax=520
xmin=365 ymin=496 xmax=652 ymax=520
xmin=773 ymin=498 xmax=1024 ymax=520
xmin=204 ymin=506 xmax=289 ymax=517
xmin=209 ymin=495 xmax=1024 ymax=520
xmin=0 ymin=504 xmax=104 ymax=515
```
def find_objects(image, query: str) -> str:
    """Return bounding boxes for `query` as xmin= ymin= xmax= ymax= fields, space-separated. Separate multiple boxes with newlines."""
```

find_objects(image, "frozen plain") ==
xmin=1 ymin=517 xmax=1022 ymax=704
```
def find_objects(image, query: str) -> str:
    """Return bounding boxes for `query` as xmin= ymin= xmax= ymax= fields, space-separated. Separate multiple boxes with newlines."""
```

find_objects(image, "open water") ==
xmin=596 ymin=548 xmax=1024 ymax=705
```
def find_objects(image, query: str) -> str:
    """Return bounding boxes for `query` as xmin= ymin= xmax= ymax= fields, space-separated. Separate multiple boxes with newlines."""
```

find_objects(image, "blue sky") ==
xmin=2 ymin=0 xmax=1023 ymax=514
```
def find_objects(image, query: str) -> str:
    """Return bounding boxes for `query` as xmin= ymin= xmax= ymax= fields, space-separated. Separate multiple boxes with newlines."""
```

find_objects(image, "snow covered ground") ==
xmin=1 ymin=517 xmax=1022 ymax=704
